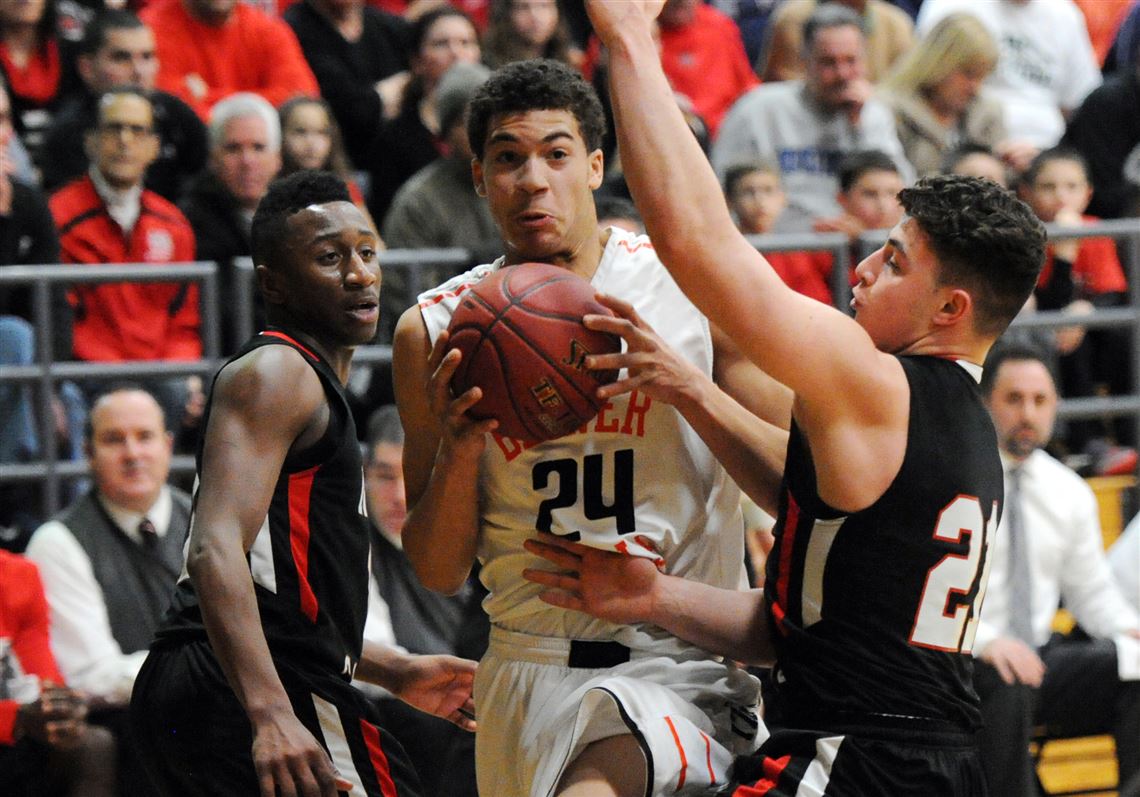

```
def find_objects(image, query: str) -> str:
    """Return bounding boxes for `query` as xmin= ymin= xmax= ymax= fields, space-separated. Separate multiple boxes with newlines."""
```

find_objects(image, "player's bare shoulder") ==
xmin=211 ymin=344 xmax=327 ymax=442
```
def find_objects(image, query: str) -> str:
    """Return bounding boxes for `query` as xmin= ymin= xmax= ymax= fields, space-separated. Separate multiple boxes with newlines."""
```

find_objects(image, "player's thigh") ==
xmin=556 ymin=733 xmax=647 ymax=797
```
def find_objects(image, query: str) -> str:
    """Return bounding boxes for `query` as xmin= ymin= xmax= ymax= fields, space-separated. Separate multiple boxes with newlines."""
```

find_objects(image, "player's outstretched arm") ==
xmin=587 ymin=0 xmax=909 ymax=511
xmin=392 ymin=307 xmax=496 ymax=594
xmin=523 ymin=533 xmax=774 ymax=665
xmin=186 ymin=346 xmax=351 ymax=797
xmin=357 ymin=643 xmax=477 ymax=731
xmin=584 ymin=294 xmax=789 ymax=514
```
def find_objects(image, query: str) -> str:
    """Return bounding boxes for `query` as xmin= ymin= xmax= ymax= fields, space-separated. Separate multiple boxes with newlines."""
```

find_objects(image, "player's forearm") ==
xmin=673 ymin=378 xmax=787 ymax=516
xmin=402 ymin=449 xmax=481 ymax=595
xmin=355 ymin=641 xmax=416 ymax=690
xmin=647 ymin=575 xmax=775 ymax=665
xmin=187 ymin=533 xmax=294 ymax=723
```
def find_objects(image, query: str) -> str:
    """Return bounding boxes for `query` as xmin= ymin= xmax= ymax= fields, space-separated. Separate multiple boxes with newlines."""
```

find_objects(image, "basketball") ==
xmin=446 ymin=263 xmax=622 ymax=443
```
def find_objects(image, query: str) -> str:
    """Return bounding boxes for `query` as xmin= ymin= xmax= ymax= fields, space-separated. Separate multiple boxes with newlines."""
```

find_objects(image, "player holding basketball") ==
xmin=392 ymin=59 xmax=789 ymax=797
xmin=521 ymin=1 xmax=1049 ymax=795
xmin=129 ymin=172 xmax=476 ymax=797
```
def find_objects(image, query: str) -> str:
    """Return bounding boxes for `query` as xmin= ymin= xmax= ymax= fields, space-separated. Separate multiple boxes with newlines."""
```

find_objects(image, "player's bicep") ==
xmin=192 ymin=352 xmax=324 ymax=552
xmin=392 ymin=307 xmax=440 ymax=511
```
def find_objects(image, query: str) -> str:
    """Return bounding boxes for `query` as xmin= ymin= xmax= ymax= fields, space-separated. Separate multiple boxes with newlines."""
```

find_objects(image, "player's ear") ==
xmin=933 ymin=286 xmax=972 ymax=328
xmin=256 ymin=263 xmax=286 ymax=305
xmin=587 ymin=149 xmax=604 ymax=191
xmin=472 ymin=158 xmax=488 ymax=197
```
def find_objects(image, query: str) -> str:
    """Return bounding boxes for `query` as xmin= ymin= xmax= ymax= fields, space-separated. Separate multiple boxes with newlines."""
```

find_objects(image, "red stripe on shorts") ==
xmin=288 ymin=466 xmax=320 ymax=623
xmin=359 ymin=718 xmax=399 ymax=797
xmin=732 ymin=754 xmax=792 ymax=796
xmin=701 ymin=731 xmax=714 ymax=784
xmin=664 ymin=716 xmax=688 ymax=789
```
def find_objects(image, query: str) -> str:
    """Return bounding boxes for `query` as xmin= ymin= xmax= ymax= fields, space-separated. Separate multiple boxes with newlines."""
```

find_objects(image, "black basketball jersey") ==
xmin=158 ymin=330 xmax=370 ymax=680
xmin=764 ymin=355 xmax=1002 ymax=732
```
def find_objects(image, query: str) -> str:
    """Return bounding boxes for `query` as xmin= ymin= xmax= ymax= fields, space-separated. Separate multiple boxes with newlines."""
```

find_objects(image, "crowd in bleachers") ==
xmin=2 ymin=0 xmax=1140 ymax=794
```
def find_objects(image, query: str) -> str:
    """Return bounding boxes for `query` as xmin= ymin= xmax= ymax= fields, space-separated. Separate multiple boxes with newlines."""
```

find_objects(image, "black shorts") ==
xmin=129 ymin=638 xmax=422 ymax=797
xmin=727 ymin=723 xmax=987 ymax=797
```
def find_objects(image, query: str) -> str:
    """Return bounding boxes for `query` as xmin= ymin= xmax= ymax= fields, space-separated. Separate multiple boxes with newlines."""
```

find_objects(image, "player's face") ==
xmin=365 ymin=441 xmax=407 ymax=537
xmin=730 ymin=170 xmax=785 ymax=234
xmin=90 ymin=93 xmax=159 ymax=191
xmin=88 ymin=390 xmax=173 ymax=514
xmin=986 ymin=359 xmax=1058 ymax=460
xmin=839 ymin=169 xmax=904 ymax=231
xmin=473 ymin=109 xmax=604 ymax=265
xmin=272 ymin=201 xmax=381 ymax=347
xmin=282 ymin=103 xmax=333 ymax=171
xmin=212 ymin=114 xmax=281 ymax=211
xmin=851 ymin=218 xmax=943 ymax=354
xmin=805 ymin=25 xmax=866 ymax=110
xmin=86 ymin=27 xmax=159 ymax=92
xmin=1022 ymin=159 xmax=1092 ymax=223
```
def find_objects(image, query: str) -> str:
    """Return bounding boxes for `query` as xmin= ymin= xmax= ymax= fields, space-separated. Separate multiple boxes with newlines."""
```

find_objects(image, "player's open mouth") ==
xmin=347 ymin=299 xmax=379 ymax=322
xmin=517 ymin=211 xmax=554 ymax=228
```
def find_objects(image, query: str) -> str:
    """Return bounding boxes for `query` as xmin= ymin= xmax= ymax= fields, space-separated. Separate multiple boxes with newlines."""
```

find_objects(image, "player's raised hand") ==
xmin=585 ymin=0 xmax=665 ymax=43
xmin=523 ymin=532 xmax=662 ymax=625
xmin=251 ymin=709 xmax=354 ymax=796
xmin=584 ymin=292 xmax=707 ymax=408
xmin=388 ymin=654 xmax=478 ymax=732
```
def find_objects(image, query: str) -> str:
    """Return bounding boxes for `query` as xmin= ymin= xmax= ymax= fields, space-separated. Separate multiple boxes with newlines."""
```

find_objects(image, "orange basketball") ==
xmin=447 ymin=263 xmax=621 ymax=442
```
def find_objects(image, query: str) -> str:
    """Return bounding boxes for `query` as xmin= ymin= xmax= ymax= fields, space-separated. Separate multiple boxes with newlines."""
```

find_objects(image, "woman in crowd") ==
xmin=878 ymin=12 xmax=1013 ymax=178
xmin=482 ymin=0 xmax=581 ymax=70
xmin=364 ymin=5 xmax=481 ymax=225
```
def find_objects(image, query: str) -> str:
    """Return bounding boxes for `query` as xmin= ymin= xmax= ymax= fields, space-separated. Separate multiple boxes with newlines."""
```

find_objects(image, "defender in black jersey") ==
xmin=520 ymin=3 xmax=1051 ymax=795
xmin=129 ymin=172 xmax=475 ymax=797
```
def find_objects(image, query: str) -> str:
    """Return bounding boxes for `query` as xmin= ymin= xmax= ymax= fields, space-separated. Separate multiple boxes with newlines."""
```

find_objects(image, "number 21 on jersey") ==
xmin=910 ymin=495 xmax=998 ymax=654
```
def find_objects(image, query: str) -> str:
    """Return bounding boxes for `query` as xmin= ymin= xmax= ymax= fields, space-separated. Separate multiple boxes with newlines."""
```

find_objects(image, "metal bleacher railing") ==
xmin=4 ymin=220 xmax=1140 ymax=520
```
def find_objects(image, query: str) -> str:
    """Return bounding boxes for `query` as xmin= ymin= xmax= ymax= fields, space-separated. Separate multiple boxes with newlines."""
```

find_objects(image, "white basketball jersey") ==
xmin=418 ymin=228 xmax=746 ymax=645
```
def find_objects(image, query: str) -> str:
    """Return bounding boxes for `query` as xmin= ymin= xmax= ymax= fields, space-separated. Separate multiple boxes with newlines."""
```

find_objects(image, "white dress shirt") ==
xmin=975 ymin=450 xmax=1140 ymax=656
xmin=24 ymin=487 xmax=175 ymax=704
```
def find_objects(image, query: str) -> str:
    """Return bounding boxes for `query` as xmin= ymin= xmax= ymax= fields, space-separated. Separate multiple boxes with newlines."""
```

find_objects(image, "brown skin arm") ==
xmin=356 ymin=643 xmax=477 ymax=731
xmin=185 ymin=345 xmax=351 ymax=797
xmin=392 ymin=307 xmax=496 ymax=594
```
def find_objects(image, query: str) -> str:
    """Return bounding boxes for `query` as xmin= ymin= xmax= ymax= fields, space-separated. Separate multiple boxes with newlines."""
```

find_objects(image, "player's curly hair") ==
xmin=899 ymin=175 xmax=1045 ymax=337
xmin=251 ymin=170 xmax=352 ymax=268
xmin=467 ymin=58 xmax=606 ymax=158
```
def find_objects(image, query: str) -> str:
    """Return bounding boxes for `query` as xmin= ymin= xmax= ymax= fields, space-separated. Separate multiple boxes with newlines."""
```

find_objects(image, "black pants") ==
xmin=129 ymin=638 xmax=423 ymax=797
xmin=974 ymin=635 xmax=1140 ymax=797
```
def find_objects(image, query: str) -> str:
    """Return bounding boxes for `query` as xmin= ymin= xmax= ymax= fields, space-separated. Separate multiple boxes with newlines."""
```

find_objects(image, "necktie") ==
xmin=138 ymin=517 xmax=158 ymax=547
xmin=1005 ymin=467 xmax=1036 ymax=645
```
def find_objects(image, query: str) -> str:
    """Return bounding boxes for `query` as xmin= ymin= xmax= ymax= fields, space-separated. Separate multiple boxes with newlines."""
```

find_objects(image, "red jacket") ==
xmin=141 ymin=0 xmax=319 ymax=119
xmin=50 ymin=176 xmax=201 ymax=362
xmin=1039 ymin=214 xmax=1128 ymax=297
xmin=0 ymin=552 xmax=65 ymax=746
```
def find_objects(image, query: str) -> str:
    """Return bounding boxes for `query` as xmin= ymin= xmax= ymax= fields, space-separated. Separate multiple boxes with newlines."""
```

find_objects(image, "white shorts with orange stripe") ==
xmin=475 ymin=626 xmax=764 ymax=797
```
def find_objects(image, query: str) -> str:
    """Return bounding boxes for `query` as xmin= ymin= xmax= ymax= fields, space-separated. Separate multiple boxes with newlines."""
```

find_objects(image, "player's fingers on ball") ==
xmin=256 ymin=768 xmax=281 ymax=797
xmin=594 ymin=292 xmax=636 ymax=318
xmin=427 ymin=329 xmax=451 ymax=365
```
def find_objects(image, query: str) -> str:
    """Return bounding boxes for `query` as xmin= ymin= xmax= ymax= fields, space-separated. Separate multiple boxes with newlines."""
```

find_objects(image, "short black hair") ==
xmin=898 ymin=175 xmax=1046 ymax=337
xmin=1021 ymin=145 xmax=1091 ymax=188
xmin=83 ymin=382 xmax=166 ymax=441
xmin=980 ymin=340 xmax=1053 ymax=397
xmin=838 ymin=149 xmax=899 ymax=192
xmin=723 ymin=159 xmax=781 ymax=197
xmin=251 ymin=170 xmax=352 ymax=269
xmin=366 ymin=405 xmax=405 ymax=459
xmin=79 ymin=9 xmax=147 ymax=56
xmin=467 ymin=59 xmax=606 ymax=159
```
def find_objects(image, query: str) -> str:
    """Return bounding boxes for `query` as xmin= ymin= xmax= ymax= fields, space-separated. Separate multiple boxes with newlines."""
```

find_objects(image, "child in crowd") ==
xmin=942 ymin=143 xmax=1010 ymax=188
xmin=815 ymin=149 xmax=906 ymax=240
xmin=724 ymin=160 xmax=833 ymax=305
xmin=278 ymin=97 xmax=375 ymax=228
xmin=1018 ymin=146 xmax=1132 ymax=454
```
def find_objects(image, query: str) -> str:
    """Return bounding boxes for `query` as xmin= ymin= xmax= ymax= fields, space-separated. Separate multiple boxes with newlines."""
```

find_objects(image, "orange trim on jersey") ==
xmin=665 ymin=716 xmax=688 ymax=789
xmin=416 ymin=280 xmax=481 ymax=309
xmin=732 ymin=754 xmax=793 ymax=796
xmin=288 ymin=466 xmax=320 ymax=623
xmin=616 ymin=238 xmax=655 ymax=254
xmin=260 ymin=330 xmax=320 ymax=361
xmin=359 ymin=718 xmax=399 ymax=797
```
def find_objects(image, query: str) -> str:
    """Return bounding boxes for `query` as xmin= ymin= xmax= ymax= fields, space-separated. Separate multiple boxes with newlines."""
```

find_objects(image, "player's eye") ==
xmin=549 ymin=149 xmax=568 ymax=160
xmin=359 ymin=247 xmax=377 ymax=261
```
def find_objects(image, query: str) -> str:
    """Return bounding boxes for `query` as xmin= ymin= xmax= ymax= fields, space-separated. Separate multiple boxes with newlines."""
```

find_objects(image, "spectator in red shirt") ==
xmin=1018 ymin=146 xmax=1132 ymax=452
xmin=50 ymin=88 xmax=201 ymax=430
xmin=1 ymin=549 xmax=116 ymax=797
xmin=725 ymin=159 xmax=834 ymax=305
xmin=140 ymin=0 xmax=319 ymax=120
xmin=657 ymin=0 xmax=759 ymax=139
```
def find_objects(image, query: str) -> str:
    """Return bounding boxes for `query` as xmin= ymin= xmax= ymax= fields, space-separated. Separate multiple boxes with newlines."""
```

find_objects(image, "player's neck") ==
xmin=505 ymin=228 xmax=607 ymax=283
